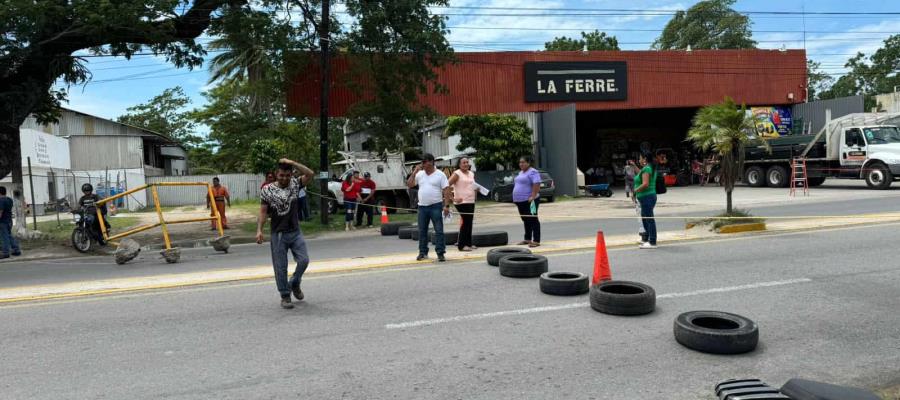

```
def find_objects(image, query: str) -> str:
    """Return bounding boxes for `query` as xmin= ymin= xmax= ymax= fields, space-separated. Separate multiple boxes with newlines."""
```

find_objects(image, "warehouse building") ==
xmin=287 ymin=50 xmax=808 ymax=196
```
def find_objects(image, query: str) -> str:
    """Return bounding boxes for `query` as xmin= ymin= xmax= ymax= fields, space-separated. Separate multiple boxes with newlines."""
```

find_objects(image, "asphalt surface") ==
xmin=1 ymin=223 xmax=899 ymax=399
xmin=3 ymin=195 xmax=900 ymax=289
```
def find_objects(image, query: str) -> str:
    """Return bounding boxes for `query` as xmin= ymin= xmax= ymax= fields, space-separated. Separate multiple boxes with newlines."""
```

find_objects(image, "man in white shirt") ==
xmin=406 ymin=153 xmax=451 ymax=262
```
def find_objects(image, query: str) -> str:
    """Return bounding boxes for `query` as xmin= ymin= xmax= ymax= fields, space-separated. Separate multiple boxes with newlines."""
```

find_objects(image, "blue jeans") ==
xmin=638 ymin=194 xmax=657 ymax=245
xmin=417 ymin=202 xmax=445 ymax=256
xmin=344 ymin=200 xmax=357 ymax=222
xmin=269 ymin=230 xmax=310 ymax=297
xmin=0 ymin=222 xmax=20 ymax=256
xmin=298 ymin=195 xmax=310 ymax=221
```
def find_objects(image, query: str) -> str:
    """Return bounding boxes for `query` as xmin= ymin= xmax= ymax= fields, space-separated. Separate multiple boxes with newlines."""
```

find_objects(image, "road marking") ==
xmin=384 ymin=278 xmax=812 ymax=330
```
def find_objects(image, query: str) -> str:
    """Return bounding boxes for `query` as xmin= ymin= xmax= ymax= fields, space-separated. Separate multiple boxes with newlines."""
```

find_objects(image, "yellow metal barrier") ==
xmin=95 ymin=182 xmax=224 ymax=250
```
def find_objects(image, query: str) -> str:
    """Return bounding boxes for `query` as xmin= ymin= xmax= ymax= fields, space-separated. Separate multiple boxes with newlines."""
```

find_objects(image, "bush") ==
xmin=688 ymin=209 xmax=765 ymax=230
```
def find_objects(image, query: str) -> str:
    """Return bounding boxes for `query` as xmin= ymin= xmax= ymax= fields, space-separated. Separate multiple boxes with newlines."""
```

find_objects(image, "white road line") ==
xmin=384 ymin=278 xmax=812 ymax=330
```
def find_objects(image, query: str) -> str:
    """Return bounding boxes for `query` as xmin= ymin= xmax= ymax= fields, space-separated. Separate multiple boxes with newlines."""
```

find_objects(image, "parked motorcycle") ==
xmin=71 ymin=210 xmax=104 ymax=253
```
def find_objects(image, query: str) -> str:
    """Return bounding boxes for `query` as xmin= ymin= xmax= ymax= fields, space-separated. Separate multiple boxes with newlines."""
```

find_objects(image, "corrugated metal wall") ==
xmin=69 ymin=135 xmax=144 ymax=170
xmin=792 ymin=96 xmax=864 ymax=134
xmin=288 ymin=50 xmax=806 ymax=117
xmin=21 ymin=108 xmax=168 ymax=138
xmin=147 ymin=173 xmax=265 ymax=206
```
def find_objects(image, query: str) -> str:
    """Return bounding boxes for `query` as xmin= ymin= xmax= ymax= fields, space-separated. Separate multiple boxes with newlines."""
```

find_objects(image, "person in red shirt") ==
xmin=355 ymin=171 xmax=378 ymax=228
xmin=341 ymin=171 xmax=361 ymax=231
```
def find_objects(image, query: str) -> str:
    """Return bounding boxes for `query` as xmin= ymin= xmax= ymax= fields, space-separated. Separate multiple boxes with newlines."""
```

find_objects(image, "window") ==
xmin=845 ymin=129 xmax=864 ymax=147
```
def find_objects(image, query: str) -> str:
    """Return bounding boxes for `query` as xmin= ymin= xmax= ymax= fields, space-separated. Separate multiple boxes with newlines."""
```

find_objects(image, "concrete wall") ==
xmin=876 ymin=92 xmax=900 ymax=113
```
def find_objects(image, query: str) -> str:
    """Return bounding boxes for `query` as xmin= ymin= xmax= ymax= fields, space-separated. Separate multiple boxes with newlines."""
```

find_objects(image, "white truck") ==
xmin=743 ymin=113 xmax=900 ymax=189
xmin=326 ymin=151 xmax=414 ymax=213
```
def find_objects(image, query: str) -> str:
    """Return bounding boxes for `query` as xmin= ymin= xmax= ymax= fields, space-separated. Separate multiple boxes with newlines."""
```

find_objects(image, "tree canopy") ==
xmin=653 ymin=0 xmax=756 ymax=50
xmin=818 ymin=34 xmax=900 ymax=110
xmin=545 ymin=30 xmax=620 ymax=51
xmin=117 ymin=87 xmax=199 ymax=146
xmin=446 ymin=115 xmax=533 ymax=170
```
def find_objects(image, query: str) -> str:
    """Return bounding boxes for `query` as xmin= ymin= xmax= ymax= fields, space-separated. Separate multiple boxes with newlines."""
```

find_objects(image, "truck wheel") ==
xmin=491 ymin=191 xmax=502 ymax=202
xmin=744 ymin=166 xmax=765 ymax=187
xmin=327 ymin=199 xmax=339 ymax=214
xmin=807 ymin=177 xmax=826 ymax=187
xmin=766 ymin=166 xmax=789 ymax=188
xmin=865 ymin=162 xmax=893 ymax=190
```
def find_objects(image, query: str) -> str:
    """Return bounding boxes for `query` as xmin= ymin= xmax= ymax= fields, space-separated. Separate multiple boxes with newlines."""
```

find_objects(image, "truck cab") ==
xmin=841 ymin=125 xmax=900 ymax=189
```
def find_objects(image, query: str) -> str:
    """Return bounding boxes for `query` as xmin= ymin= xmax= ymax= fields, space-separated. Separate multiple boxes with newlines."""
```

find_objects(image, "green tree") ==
xmin=653 ymin=0 xmax=756 ymax=50
xmin=117 ymin=87 xmax=199 ymax=146
xmin=687 ymin=98 xmax=758 ymax=213
xmin=545 ymin=30 xmax=619 ymax=51
xmin=806 ymin=60 xmax=835 ymax=101
xmin=819 ymin=35 xmax=900 ymax=110
xmin=446 ymin=115 xmax=533 ymax=170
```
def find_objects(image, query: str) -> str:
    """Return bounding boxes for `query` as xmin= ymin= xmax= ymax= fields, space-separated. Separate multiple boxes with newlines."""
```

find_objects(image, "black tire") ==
xmin=589 ymin=280 xmax=656 ymax=316
xmin=766 ymin=165 xmax=789 ymax=188
xmin=327 ymin=198 xmax=339 ymax=215
xmin=486 ymin=247 xmax=532 ymax=266
xmin=492 ymin=191 xmax=502 ymax=202
xmin=398 ymin=226 xmax=417 ymax=240
xmin=539 ymin=272 xmax=589 ymax=296
xmin=472 ymin=231 xmax=509 ymax=247
xmin=673 ymin=310 xmax=759 ymax=354
xmin=498 ymin=254 xmax=548 ymax=278
xmin=601 ymin=190 xmax=613 ymax=198
xmin=865 ymin=162 xmax=893 ymax=190
xmin=807 ymin=176 xmax=826 ymax=187
xmin=410 ymin=229 xmax=433 ymax=242
xmin=545 ymin=196 xmax=555 ymax=203
xmin=71 ymin=228 xmax=91 ymax=253
xmin=744 ymin=166 xmax=766 ymax=187
xmin=429 ymin=231 xmax=459 ymax=245
xmin=780 ymin=378 xmax=881 ymax=400
xmin=380 ymin=222 xmax=412 ymax=236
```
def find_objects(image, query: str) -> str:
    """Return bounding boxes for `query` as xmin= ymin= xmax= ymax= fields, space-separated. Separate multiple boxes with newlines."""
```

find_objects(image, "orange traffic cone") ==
xmin=591 ymin=230 xmax=612 ymax=285
xmin=380 ymin=205 xmax=389 ymax=224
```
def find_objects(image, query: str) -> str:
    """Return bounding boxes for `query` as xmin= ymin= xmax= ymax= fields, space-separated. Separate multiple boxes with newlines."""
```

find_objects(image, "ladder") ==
xmin=790 ymin=158 xmax=809 ymax=197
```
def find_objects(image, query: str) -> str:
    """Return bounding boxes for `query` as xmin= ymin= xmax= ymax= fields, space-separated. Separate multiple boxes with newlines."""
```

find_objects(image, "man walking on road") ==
xmin=257 ymin=159 xmax=315 ymax=309
xmin=355 ymin=171 xmax=377 ymax=228
xmin=407 ymin=153 xmax=451 ymax=262
xmin=208 ymin=177 xmax=231 ymax=230
xmin=0 ymin=187 xmax=21 ymax=259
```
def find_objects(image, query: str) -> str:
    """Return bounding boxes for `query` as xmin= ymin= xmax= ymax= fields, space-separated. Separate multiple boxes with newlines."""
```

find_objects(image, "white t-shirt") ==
xmin=415 ymin=169 xmax=449 ymax=206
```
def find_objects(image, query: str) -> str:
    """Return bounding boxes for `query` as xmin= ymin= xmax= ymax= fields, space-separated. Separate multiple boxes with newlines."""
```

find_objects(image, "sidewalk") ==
xmin=4 ymin=212 xmax=900 ymax=304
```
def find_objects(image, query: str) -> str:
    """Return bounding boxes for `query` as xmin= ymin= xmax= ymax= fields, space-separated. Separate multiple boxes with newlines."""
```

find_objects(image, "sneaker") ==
xmin=416 ymin=254 xmax=428 ymax=261
xmin=11 ymin=251 xmax=21 ymax=256
xmin=437 ymin=254 xmax=446 ymax=262
xmin=639 ymin=243 xmax=658 ymax=249
xmin=0 ymin=254 xmax=8 ymax=260
xmin=280 ymin=296 xmax=295 ymax=309
xmin=291 ymin=283 xmax=304 ymax=301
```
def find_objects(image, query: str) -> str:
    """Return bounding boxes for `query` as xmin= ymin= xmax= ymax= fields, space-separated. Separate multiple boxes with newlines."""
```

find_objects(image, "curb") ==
xmin=717 ymin=222 xmax=767 ymax=234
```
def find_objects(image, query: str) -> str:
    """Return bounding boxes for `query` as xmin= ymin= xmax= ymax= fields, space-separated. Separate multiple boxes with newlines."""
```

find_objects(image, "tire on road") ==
xmin=766 ymin=165 xmax=789 ymax=188
xmin=398 ymin=226 xmax=417 ymax=239
xmin=673 ymin=310 xmax=759 ymax=354
xmin=486 ymin=247 xmax=531 ymax=266
xmin=539 ymin=272 xmax=589 ymax=296
xmin=472 ymin=231 xmax=509 ymax=247
xmin=429 ymin=231 xmax=459 ymax=245
xmin=589 ymin=280 xmax=656 ymax=316
xmin=498 ymin=254 xmax=548 ymax=278
xmin=410 ymin=229 xmax=433 ymax=242
xmin=381 ymin=222 xmax=412 ymax=236
xmin=865 ymin=162 xmax=893 ymax=190
xmin=807 ymin=176 xmax=826 ymax=187
xmin=744 ymin=166 xmax=766 ymax=187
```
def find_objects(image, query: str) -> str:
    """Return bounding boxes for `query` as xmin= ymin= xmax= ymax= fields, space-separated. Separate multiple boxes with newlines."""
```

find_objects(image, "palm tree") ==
xmin=687 ymin=97 xmax=763 ymax=213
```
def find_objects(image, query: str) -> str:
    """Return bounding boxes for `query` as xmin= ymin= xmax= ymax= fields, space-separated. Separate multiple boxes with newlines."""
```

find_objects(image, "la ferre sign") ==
xmin=524 ymin=61 xmax=627 ymax=102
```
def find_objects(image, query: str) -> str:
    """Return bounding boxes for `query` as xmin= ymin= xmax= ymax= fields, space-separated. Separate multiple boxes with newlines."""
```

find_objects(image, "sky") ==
xmin=62 ymin=0 xmax=900 ymax=125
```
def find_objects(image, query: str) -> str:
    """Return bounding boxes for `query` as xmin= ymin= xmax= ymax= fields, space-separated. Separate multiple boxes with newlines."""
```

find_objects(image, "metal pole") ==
xmin=26 ymin=157 xmax=37 ymax=230
xmin=123 ymin=170 xmax=129 ymax=211
xmin=151 ymin=186 xmax=172 ymax=250
xmin=51 ymin=167 xmax=60 ymax=227
xmin=318 ymin=0 xmax=331 ymax=225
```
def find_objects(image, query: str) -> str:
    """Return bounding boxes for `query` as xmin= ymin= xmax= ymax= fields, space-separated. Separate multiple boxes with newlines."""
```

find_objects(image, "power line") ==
xmin=446 ymin=26 xmax=900 ymax=35
xmin=433 ymin=5 xmax=900 ymax=16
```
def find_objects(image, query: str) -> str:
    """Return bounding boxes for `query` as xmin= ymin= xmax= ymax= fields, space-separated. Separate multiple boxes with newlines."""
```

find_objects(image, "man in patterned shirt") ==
xmin=257 ymin=158 xmax=314 ymax=309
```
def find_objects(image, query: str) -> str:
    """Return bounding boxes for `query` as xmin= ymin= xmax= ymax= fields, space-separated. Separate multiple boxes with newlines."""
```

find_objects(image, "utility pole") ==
xmin=318 ymin=0 xmax=331 ymax=225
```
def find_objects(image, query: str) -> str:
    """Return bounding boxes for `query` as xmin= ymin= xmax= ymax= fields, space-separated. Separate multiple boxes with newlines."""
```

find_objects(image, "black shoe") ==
xmin=0 ymin=254 xmax=8 ymax=260
xmin=416 ymin=254 xmax=427 ymax=261
xmin=11 ymin=251 xmax=21 ymax=256
xmin=280 ymin=296 xmax=294 ymax=309
xmin=291 ymin=283 xmax=304 ymax=301
xmin=437 ymin=254 xmax=446 ymax=262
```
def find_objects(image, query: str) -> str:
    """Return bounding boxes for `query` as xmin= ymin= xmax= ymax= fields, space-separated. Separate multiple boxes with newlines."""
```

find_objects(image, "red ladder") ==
xmin=790 ymin=158 xmax=809 ymax=197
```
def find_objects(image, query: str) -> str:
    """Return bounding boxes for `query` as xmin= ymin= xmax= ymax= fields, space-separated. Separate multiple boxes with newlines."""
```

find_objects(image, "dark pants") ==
xmin=298 ymin=195 xmax=310 ymax=221
xmin=270 ymin=230 xmax=310 ymax=298
xmin=514 ymin=199 xmax=541 ymax=243
xmin=454 ymin=203 xmax=475 ymax=250
xmin=417 ymin=202 xmax=445 ymax=256
xmin=0 ymin=222 xmax=20 ymax=256
xmin=344 ymin=199 xmax=357 ymax=222
xmin=638 ymin=194 xmax=658 ymax=245
xmin=355 ymin=201 xmax=375 ymax=226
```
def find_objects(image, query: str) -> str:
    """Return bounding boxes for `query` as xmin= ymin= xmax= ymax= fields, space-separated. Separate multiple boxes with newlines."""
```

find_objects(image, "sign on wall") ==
xmin=750 ymin=107 xmax=793 ymax=138
xmin=19 ymin=129 xmax=70 ymax=169
xmin=524 ymin=61 xmax=627 ymax=102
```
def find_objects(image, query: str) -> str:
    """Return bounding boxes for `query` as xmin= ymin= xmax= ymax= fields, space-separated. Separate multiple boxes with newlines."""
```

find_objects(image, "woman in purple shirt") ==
xmin=512 ymin=155 xmax=542 ymax=247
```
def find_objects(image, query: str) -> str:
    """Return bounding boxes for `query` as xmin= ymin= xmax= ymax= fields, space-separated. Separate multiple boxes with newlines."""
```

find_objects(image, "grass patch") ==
xmin=687 ymin=209 xmax=765 ymax=230
xmin=30 ymin=215 xmax=142 ymax=241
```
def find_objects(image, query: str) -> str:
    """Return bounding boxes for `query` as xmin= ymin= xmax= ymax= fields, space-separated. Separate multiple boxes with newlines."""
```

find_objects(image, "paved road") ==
xmin=2 ymin=223 xmax=899 ymax=399
xmin=3 ymin=195 xmax=900 ymax=289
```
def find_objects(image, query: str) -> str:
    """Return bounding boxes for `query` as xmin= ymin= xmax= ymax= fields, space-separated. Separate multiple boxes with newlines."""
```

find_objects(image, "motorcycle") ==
xmin=71 ymin=210 xmax=105 ymax=253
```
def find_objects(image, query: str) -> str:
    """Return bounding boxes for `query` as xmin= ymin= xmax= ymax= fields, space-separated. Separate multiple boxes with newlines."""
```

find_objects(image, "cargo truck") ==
xmin=743 ymin=113 xmax=900 ymax=189
xmin=326 ymin=151 xmax=413 ymax=214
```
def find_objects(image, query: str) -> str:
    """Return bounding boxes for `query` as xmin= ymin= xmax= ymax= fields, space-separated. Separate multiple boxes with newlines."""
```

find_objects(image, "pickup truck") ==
xmin=326 ymin=151 xmax=413 ymax=213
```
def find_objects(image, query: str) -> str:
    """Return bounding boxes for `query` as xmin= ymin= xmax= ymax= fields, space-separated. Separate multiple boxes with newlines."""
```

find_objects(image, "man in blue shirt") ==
xmin=0 ymin=186 xmax=22 ymax=259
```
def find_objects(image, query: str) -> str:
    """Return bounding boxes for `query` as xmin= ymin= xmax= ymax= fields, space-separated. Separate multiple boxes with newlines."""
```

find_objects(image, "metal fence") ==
xmin=147 ymin=173 xmax=265 ymax=206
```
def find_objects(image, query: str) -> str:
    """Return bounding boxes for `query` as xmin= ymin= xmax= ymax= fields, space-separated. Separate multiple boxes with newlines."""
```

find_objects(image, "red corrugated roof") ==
xmin=286 ymin=49 xmax=807 ymax=117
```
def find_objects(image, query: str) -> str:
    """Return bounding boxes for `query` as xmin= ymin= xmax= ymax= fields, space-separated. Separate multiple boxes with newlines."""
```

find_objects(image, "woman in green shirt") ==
xmin=633 ymin=152 xmax=657 ymax=249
